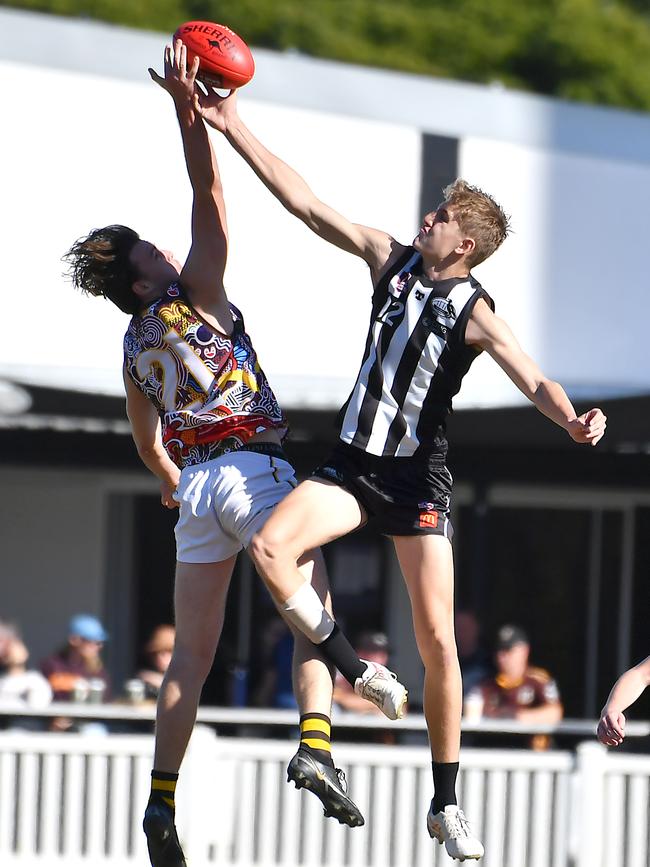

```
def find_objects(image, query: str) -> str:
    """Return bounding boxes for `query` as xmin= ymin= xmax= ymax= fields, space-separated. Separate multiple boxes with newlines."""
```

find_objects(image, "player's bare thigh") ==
xmin=392 ymin=535 xmax=456 ymax=644
xmin=173 ymin=557 xmax=237 ymax=664
xmin=253 ymin=478 xmax=367 ymax=559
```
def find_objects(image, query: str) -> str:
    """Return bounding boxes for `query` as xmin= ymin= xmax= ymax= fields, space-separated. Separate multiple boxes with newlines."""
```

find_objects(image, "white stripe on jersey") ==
xmin=393 ymin=280 xmax=476 ymax=456
xmin=341 ymin=252 xmax=420 ymax=445
xmin=340 ymin=256 xmax=479 ymax=456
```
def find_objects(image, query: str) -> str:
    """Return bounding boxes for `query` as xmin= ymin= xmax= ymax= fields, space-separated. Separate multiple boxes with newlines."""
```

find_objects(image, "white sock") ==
xmin=280 ymin=582 xmax=335 ymax=644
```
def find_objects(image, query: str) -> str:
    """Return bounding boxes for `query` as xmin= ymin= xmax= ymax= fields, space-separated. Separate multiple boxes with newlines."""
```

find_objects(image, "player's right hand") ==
xmin=193 ymin=87 xmax=238 ymax=134
xmin=149 ymin=39 xmax=199 ymax=107
xmin=596 ymin=708 xmax=625 ymax=746
xmin=160 ymin=481 xmax=179 ymax=510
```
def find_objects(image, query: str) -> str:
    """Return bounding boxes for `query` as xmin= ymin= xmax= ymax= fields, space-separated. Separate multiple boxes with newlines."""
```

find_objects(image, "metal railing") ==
xmin=1 ymin=702 xmax=649 ymax=738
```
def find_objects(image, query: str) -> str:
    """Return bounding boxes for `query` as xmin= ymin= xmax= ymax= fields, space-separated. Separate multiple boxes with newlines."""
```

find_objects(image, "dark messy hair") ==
xmin=63 ymin=225 xmax=141 ymax=314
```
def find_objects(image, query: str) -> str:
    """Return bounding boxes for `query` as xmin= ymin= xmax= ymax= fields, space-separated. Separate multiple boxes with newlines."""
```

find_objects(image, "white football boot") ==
xmin=427 ymin=804 xmax=484 ymax=861
xmin=354 ymin=660 xmax=408 ymax=720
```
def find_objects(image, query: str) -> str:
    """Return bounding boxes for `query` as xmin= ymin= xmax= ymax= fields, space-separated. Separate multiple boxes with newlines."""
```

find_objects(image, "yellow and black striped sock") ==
xmin=149 ymin=770 xmax=178 ymax=813
xmin=299 ymin=713 xmax=334 ymax=768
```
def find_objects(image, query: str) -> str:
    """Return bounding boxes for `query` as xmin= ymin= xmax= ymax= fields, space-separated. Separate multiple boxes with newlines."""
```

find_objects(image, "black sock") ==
xmin=317 ymin=624 xmax=367 ymax=686
xmin=431 ymin=761 xmax=459 ymax=814
xmin=298 ymin=713 xmax=335 ymax=768
xmin=148 ymin=770 xmax=178 ymax=814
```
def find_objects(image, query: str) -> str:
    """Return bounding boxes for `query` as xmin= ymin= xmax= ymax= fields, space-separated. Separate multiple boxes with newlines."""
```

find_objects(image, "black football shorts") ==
xmin=312 ymin=440 xmax=453 ymax=539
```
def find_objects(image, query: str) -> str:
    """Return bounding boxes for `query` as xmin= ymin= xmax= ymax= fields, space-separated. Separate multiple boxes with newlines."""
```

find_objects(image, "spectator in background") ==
xmin=41 ymin=614 xmax=111 ymax=703
xmin=455 ymin=610 xmax=492 ymax=697
xmin=0 ymin=620 xmax=19 ymax=664
xmin=0 ymin=634 xmax=52 ymax=712
xmin=136 ymin=625 xmax=175 ymax=700
xmin=465 ymin=624 xmax=563 ymax=749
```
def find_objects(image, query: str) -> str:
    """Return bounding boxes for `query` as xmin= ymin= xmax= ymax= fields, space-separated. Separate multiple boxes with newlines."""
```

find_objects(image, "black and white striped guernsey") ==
xmin=337 ymin=246 xmax=494 ymax=458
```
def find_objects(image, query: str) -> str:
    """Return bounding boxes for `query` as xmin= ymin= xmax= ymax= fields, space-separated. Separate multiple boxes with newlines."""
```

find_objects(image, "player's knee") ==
xmin=249 ymin=526 xmax=293 ymax=574
xmin=168 ymin=642 xmax=215 ymax=683
xmin=417 ymin=627 xmax=457 ymax=670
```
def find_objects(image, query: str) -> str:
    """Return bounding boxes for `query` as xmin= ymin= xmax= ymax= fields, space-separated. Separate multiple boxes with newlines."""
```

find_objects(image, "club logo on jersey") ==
xmin=418 ymin=501 xmax=436 ymax=510
xmin=415 ymin=289 xmax=425 ymax=300
xmin=419 ymin=509 xmax=439 ymax=529
xmin=431 ymin=298 xmax=456 ymax=320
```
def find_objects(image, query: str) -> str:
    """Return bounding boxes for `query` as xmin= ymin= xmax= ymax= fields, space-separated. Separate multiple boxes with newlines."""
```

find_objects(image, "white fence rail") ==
xmin=0 ymin=729 xmax=647 ymax=867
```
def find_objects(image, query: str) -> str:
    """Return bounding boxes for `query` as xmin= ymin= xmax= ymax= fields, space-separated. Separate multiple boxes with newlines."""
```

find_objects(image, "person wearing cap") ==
xmin=40 ymin=614 xmax=111 ymax=703
xmin=136 ymin=625 xmax=176 ymax=700
xmin=465 ymin=624 xmax=562 ymax=749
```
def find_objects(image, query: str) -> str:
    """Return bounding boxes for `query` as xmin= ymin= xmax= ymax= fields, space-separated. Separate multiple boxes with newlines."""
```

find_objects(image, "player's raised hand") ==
xmin=597 ymin=708 xmax=625 ymax=746
xmin=567 ymin=407 xmax=607 ymax=446
xmin=148 ymin=39 xmax=199 ymax=106
xmin=193 ymin=87 xmax=238 ymax=133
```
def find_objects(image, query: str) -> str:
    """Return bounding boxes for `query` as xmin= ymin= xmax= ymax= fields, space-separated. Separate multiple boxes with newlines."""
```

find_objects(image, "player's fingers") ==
xmin=148 ymin=68 xmax=168 ymax=90
xmin=173 ymin=37 xmax=182 ymax=68
xmin=180 ymin=42 xmax=187 ymax=76
xmin=188 ymin=54 xmax=200 ymax=82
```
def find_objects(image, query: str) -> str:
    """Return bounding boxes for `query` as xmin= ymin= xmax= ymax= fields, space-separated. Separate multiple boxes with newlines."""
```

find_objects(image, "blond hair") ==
xmin=443 ymin=179 xmax=510 ymax=268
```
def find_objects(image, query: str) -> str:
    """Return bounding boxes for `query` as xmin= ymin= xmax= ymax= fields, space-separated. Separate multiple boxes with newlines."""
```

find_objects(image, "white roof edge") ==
xmin=3 ymin=8 xmax=650 ymax=164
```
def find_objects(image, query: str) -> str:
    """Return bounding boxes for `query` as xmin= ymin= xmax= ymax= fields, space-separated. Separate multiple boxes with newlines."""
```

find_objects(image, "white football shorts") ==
xmin=174 ymin=449 xmax=297 ymax=563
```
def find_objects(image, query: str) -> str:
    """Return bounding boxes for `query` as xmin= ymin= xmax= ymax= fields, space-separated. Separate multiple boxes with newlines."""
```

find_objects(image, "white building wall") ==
xmin=0 ymin=8 xmax=648 ymax=412
xmin=0 ymin=467 xmax=154 ymax=666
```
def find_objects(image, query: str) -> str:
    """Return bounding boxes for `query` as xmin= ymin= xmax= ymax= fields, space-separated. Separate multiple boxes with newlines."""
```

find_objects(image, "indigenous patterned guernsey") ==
xmin=338 ymin=247 xmax=494 ymax=458
xmin=123 ymin=283 xmax=287 ymax=468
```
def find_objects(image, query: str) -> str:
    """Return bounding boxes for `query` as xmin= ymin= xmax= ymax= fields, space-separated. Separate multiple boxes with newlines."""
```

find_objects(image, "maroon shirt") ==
xmin=40 ymin=652 xmax=111 ymax=702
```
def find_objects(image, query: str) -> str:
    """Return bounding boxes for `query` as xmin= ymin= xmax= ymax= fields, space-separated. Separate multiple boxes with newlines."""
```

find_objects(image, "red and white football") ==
xmin=173 ymin=21 xmax=255 ymax=89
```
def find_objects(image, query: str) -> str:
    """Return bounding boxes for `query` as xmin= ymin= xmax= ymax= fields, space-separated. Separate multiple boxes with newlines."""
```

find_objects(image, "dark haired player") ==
xmin=194 ymin=89 xmax=607 ymax=861
xmin=64 ymin=43 xmax=406 ymax=867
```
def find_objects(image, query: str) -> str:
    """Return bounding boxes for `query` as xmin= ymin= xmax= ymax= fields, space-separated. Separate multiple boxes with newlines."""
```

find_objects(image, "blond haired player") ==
xmin=194 ymin=88 xmax=607 ymax=861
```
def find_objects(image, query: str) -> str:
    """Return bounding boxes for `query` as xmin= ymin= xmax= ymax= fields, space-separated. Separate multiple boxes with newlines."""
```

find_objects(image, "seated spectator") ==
xmin=136 ymin=624 xmax=175 ymax=700
xmin=0 ymin=634 xmax=52 ymax=709
xmin=455 ymin=610 xmax=493 ymax=697
xmin=41 ymin=613 xmax=111 ymax=703
xmin=0 ymin=620 xmax=18 ymax=663
xmin=465 ymin=624 xmax=563 ymax=749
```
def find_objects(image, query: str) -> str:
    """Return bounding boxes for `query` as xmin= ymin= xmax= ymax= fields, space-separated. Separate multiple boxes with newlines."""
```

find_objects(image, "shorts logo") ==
xmin=317 ymin=466 xmax=344 ymax=484
xmin=167 ymin=285 xmax=180 ymax=297
xmin=419 ymin=510 xmax=439 ymax=529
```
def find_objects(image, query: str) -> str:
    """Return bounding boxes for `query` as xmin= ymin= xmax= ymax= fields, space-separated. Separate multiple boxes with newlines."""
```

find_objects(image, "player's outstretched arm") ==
xmin=149 ymin=40 xmax=228 ymax=308
xmin=466 ymin=299 xmax=607 ymax=445
xmin=597 ymin=656 xmax=650 ymax=746
xmin=124 ymin=369 xmax=181 ymax=508
xmin=194 ymin=88 xmax=397 ymax=276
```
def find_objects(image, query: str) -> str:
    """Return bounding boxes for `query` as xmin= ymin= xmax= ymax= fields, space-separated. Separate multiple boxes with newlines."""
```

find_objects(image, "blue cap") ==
xmin=68 ymin=614 xmax=108 ymax=643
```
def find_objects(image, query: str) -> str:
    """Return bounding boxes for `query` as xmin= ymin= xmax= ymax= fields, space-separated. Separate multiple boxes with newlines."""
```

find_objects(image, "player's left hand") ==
xmin=148 ymin=39 xmax=199 ymax=106
xmin=567 ymin=407 xmax=607 ymax=446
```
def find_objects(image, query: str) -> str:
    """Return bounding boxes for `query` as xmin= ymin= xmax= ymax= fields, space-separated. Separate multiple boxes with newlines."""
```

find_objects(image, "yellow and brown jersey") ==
xmin=478 ymin=666 xmax=561 ymax=715
xmin=123 ymin=283 xmax=287 ymax=469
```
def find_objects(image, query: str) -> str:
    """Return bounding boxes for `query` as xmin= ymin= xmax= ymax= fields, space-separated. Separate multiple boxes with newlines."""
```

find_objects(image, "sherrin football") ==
xmin=174 ymin=21 xmax=255 ymax=89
